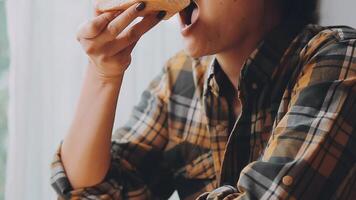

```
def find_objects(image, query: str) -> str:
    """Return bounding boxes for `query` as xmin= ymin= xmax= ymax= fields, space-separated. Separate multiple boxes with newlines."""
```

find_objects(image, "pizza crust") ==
xmin=96 ymin=0 xmax=191 ymax=20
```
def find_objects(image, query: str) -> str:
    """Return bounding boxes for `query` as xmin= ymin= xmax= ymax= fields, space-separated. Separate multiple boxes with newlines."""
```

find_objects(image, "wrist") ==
xmin=87 ymin=61 xmax=125 ymax=84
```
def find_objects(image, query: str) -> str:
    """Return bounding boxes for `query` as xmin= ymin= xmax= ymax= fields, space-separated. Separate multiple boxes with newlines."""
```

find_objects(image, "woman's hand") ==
xmin=77 ymin=2 xmax=166 ymax=79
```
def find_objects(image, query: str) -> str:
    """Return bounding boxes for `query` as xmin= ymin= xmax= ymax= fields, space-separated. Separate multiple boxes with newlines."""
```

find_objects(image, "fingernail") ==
xmin=135 ymin=2 xmax=146 ymax=12
xmin=156 ymin=11 xmax=166 ymax=20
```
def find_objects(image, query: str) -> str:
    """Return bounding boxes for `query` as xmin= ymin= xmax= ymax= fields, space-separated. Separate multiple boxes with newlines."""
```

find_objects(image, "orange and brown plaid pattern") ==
xmin=51 ymin=24 xmax=356 ymax=200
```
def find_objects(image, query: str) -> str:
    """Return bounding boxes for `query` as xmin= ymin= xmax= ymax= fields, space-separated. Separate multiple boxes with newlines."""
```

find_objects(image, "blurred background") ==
xmin=0 ymin=0 xmax=355 ymax=199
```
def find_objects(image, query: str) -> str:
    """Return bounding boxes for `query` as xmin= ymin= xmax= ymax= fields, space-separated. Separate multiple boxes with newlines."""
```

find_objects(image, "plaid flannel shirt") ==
xmin=51 ymin=24 xmax=356 ymax=200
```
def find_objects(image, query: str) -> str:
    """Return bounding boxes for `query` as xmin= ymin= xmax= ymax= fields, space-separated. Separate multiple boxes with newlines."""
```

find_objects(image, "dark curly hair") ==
xmin=281 ymin=0 xmax=320 ymax=25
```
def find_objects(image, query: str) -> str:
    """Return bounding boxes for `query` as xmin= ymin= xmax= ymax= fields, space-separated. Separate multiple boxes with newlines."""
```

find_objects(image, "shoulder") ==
xmin=300 ymin=24 xmax=356 ymax=61
xmin=295 ymin=24 xmax=356 ymax=85
xmin=306 ymin=24 xmax=356 ymax=40
xmin=282 ymin=25 xmax=356 ymax=126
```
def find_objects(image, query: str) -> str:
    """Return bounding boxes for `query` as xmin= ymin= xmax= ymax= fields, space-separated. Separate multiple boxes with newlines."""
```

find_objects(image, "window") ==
xmin=0 ymin=0 xmax=9 ymax=199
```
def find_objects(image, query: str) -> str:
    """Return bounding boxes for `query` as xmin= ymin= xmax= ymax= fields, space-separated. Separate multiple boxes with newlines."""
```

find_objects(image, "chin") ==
xmin=184 ymin=46 xmax=205 ymax=58
xmin=178 ymin=0 xmax=223 ymax=58
xmin=179 ymin=0 xmax=210 ymax=58
xmin=183 ymin=39 xmax=214 ymax=58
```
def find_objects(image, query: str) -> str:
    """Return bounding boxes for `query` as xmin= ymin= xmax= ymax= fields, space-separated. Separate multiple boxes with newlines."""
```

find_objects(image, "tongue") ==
xmin=191 ymin=8 xmax=199 ymax=24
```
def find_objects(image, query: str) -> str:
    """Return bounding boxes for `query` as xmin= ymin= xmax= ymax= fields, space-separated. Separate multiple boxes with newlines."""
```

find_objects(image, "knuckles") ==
xmin=107 ymin=23 xmax=119 ymax=37
xmin=75 ymin=5 xmax=141 ymax=71
xmin=125 ymin=8 xmax=138 ymax=20
xmin=81 ymin=40 xmax=99 ymax=55
xmin=86 ymin=22 xmax=101 ymax=35
xmin=126 ymin=28 xmax=140 ymax=42
xmin=77 ymin=23 xmax=98 ymax=40
xmin=121 ymin=56 xmax=132 ymax=66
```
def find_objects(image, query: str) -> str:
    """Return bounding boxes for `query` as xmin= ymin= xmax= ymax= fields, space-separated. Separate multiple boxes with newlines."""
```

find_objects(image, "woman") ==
xmin=51 ymin=0 xmax=356 ymax=199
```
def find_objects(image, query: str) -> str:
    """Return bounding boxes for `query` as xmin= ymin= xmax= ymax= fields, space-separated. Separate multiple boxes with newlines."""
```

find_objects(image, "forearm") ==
xmin=61 ymin=62 xmax=123 ymax=189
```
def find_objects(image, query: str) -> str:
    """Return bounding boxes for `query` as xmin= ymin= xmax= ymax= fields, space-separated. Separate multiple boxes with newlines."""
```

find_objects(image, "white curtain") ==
xmin=4 ymin=0 xmax=356 ymax=199
xmin=319 ymin=0 xmax=356 ymax=27
xmin=4 ymin=0 xmax=183 ymax=199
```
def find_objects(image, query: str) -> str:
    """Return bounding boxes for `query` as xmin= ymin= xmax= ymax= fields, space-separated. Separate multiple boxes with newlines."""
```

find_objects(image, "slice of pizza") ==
xmin=96 ymin=0 xmax=191 ymax=20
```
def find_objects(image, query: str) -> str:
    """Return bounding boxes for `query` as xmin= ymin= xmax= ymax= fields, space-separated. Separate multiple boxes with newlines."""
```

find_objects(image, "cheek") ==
xmin=209 ymin=7 xmax=250 ymax=44
xmin=200 ymin=2 xmax=246 ymax=40
xmin=182 ymin=0 xmax=250 ymax=56
xmin=182 ymin=18 xmax=237 ymax=56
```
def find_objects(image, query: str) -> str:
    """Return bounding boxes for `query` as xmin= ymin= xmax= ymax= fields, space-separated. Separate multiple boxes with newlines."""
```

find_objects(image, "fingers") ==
xmin=92 ymin=41 xmax=137 ymax=77
xmin=77 ymin=1 xmax=166 ymax=70
xmin=94 ymin=9 xmax=103 ymax=17
xmin=106 ymin=12 xmax=165 ymax=55
xmin=112 ymin=41 xmax=137 ymax=70
xmin=79 ymin=11 xmax=164 ymax=57
xmin=125 ymin=41 xmax=138 ymax=55
xmin=93 ymin=3 xmax=103 ymax=17
xmin=77 ymin=12 xmax=117 ymax=40
xmin=120 ymin=12 xmax=163 ymax=45
xmin=105 ymin=2 xmax=147 ymax=38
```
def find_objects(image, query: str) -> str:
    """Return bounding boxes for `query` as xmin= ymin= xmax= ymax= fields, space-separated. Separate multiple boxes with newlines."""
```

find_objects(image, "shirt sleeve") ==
xmin=50 ymin=65 xmax=175 ymax=199
xmin=199 ymin=32 xmax=356 ymax=200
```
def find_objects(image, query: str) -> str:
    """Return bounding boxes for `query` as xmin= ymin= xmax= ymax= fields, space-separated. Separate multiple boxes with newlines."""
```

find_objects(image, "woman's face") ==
xmin=178 ymin=0 xmax=266 ymax=58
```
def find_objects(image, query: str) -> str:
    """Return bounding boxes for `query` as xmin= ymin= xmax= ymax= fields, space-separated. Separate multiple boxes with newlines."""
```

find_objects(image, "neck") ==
xmin=216 ymin=34 xmax=262 ymax=89
xmin=216 ymin=3 xmax=282 ymax=90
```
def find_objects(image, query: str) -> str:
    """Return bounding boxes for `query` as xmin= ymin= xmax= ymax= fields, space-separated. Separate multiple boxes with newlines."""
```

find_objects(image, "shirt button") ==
xmin=252 ymin=83 xmax=258 ymax=90
xmin=282 ymin=176 xmax=293 ymax=186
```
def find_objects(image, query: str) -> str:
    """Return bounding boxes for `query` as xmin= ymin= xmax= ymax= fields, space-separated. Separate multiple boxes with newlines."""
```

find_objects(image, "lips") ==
xmin=179 ymin=0 xmax=199 ymax=32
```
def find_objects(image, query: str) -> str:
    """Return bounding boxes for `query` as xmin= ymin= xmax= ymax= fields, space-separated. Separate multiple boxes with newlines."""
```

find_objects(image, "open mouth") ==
xmin=179 ymin=0 xmax=199 ymax=27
